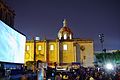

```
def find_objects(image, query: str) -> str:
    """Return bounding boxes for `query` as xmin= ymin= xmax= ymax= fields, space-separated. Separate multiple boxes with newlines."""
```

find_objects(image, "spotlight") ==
xmin=105 ymin=63 xmax=114 ymax=70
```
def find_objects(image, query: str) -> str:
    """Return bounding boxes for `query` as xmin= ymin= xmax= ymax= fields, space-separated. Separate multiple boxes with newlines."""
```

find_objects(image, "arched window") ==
xmin=63 ymin=44 xmax=67 ymax=50
xmin=50 ymin=45 xmax=54 ymax=50
xmin=64 ymin=33 xmax=67 ymax=40
xmin=26 ymin=45 xmax=30 ymax=51
xmin=38 ymin=45 xmax=42 ymax=51
xmin=58 ymin=34 xmax=62 ymax=40
xmin=70 ymin=34 xmax=72 ymax=39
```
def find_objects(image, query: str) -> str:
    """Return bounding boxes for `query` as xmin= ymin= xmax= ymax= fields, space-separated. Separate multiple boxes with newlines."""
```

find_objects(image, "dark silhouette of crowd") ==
xmin=54 ymin=66 xmax=120 ymax=80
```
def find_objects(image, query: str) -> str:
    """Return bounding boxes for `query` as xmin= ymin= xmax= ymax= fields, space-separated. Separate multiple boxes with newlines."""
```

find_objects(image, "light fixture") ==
xmin=105 ymin=63 xmax=114 ymax=70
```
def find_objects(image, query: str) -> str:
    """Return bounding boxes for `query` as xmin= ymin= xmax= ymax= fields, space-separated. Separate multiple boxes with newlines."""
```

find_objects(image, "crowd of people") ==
xmin=53 ymin=66 xmax=120 ymax=80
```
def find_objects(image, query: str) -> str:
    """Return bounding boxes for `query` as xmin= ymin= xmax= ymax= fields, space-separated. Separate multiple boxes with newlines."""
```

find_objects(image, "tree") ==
xmin=95 ymin=50 xmax=120 ymax=66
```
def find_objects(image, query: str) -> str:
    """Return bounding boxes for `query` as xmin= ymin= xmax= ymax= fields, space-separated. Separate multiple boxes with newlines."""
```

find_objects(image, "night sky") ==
xmin=5 ymin=0 xmax=120 ymax=51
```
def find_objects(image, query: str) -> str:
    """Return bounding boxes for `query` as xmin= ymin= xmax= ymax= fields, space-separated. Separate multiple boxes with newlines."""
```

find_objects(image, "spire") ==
xmin=63 ymin=19 xmax=67 ymax=27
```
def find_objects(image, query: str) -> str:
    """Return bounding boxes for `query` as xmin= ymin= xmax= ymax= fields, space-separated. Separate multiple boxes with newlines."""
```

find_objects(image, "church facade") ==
xmin=25 ymin=19 xmax=94 ymax=67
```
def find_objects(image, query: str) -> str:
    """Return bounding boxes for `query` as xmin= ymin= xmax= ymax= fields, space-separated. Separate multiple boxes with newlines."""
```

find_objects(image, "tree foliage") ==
xmin=95 ymin=50 xmax=120 ymax=64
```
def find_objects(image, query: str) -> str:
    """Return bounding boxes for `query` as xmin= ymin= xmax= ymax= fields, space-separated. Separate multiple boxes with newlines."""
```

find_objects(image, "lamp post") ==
xmin=98 ymin=33 xmax=104 ymax=53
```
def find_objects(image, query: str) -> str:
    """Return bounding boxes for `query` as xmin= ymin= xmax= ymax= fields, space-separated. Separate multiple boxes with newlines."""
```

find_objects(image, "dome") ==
xmin=59 ymin=26 xmax=73 ymax=34
xmin=58 ymin=19 xmax=73 ymax=40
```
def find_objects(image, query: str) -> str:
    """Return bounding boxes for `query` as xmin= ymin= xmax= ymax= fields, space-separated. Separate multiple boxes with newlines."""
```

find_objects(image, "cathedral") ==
xmin=25 ymin=19 xmax=94 ymax=67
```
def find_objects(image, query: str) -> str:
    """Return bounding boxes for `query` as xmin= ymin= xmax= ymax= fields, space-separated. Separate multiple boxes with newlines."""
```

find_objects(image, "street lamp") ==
xmin=98 ymin=33 xmax=104 ymax=53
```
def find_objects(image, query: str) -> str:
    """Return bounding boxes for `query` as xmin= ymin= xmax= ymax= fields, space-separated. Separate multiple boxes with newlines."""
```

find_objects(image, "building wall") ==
xmin=61 ymin=41 xmax=75 ymax=64
xmin=25 ymin=40 xmax=94 ymax=67
xmin=25 ymin=41 xmax=34 ymax=63
xmin=78 ymin=41 xmax=94 ymax=67
xmin=48 ymin=41 xmax=58 ymax=63
xmin=0 ymin=0 xmax=15 ymax=27
xmin=36 ymin=41 xmax=46 ymax=62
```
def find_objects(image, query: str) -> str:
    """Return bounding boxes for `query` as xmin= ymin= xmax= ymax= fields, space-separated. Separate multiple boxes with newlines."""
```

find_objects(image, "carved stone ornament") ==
xmin=80 ymin=45 xmax=85 ymax=51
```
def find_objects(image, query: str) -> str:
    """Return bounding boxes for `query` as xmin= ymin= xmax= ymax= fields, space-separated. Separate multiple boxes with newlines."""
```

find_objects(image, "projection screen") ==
xmin=0 ymin=20 xmax=26 ymax=63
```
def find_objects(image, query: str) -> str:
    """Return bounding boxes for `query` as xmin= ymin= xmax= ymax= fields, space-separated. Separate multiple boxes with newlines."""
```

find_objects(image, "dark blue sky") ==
xmin=6 ymin=0 xmax=120 ymax=51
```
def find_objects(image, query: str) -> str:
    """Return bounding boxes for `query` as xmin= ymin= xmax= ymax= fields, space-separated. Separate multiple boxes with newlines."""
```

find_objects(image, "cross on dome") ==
xmin=63 ymin=19 xmax=67 ymax=27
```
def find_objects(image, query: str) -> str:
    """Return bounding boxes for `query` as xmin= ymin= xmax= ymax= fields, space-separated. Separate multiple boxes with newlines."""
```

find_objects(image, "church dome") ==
xmin=58 ymin=19 xmax=73 ymax=40
xmin=59 ymin=26 xmax=72 ymax=34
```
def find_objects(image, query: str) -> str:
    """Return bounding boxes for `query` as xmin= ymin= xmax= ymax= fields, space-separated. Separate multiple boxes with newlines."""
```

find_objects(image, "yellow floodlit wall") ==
xmin=24 ymin=39 xmax=94 ymax=67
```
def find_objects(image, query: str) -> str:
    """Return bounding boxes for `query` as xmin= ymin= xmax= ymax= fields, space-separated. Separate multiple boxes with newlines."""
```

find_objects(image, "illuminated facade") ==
xmin=25 ymin=19 xmax=94 ymax=67
xmin=0 ymin=0 xmax=15 ymax=27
